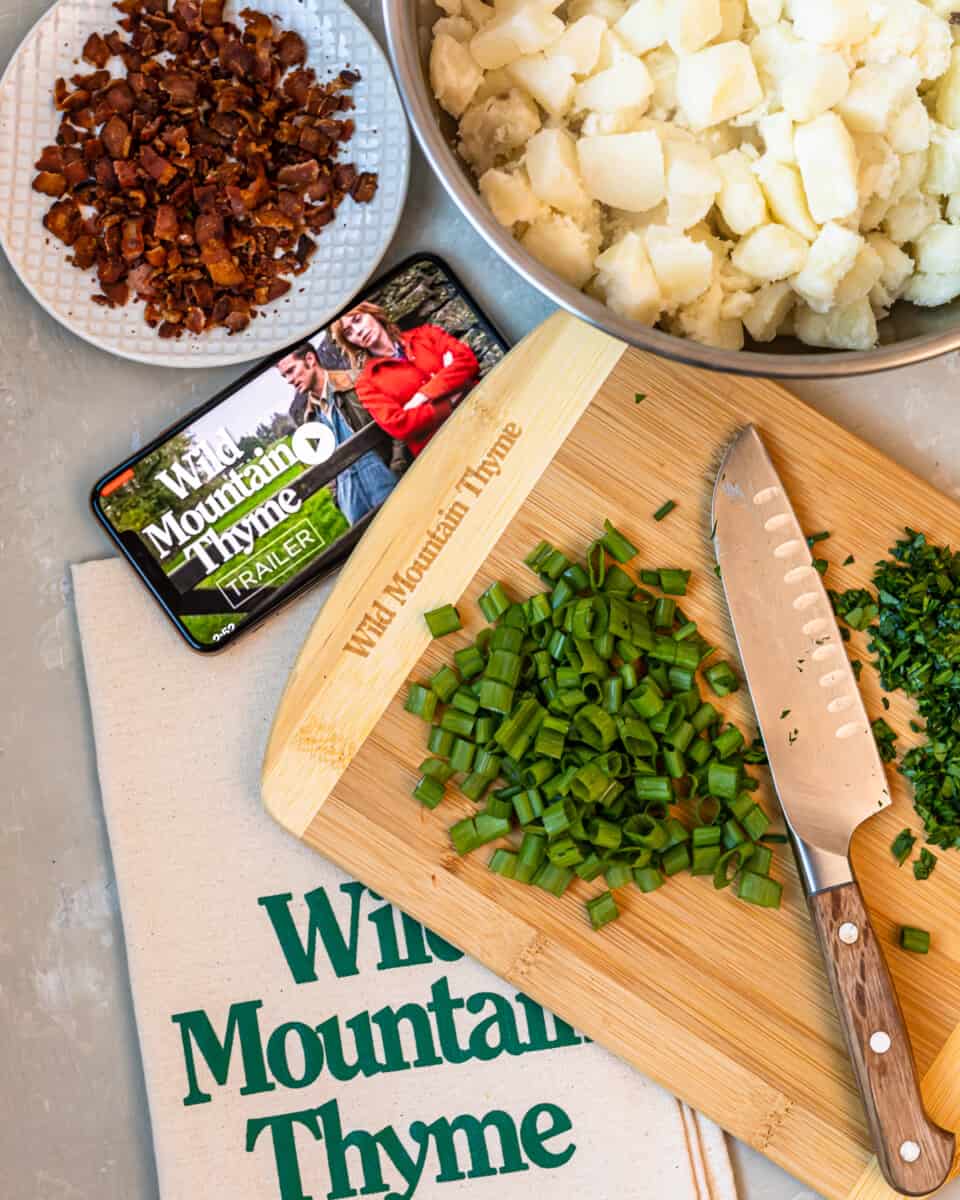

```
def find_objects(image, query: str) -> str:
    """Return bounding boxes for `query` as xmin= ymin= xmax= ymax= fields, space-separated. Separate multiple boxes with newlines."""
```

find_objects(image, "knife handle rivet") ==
xmin=869 ymin=1031 xmax=891 ymax=1054
xmin=899 ymin=1141 xmax=921 ymax=1163
xmin=838 ymin=922 xmax=859 ymax=944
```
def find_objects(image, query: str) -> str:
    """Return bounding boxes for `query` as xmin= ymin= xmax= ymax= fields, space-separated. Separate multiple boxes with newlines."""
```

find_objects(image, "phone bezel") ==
xmin=90 ymin=252 xmax=510 ymax=653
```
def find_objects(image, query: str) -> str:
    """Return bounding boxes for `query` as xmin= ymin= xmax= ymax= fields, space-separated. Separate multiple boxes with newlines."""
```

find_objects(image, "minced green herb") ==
xmin=891 ymin=827 xmax=916 ymax=866
xmin=871 ymin=717 xmax=898 ymax=763
xmin=914 ymin=847 xmax=938 ymax=880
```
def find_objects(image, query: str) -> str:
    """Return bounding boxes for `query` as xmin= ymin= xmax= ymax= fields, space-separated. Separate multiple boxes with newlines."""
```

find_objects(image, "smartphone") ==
xmin=91 ymin=254 xmax=509 ymax=652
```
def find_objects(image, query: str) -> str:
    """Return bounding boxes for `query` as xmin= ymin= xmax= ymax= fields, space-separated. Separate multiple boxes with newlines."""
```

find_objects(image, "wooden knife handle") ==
xmin=809 ymin=881 xmax=956 ymax=1195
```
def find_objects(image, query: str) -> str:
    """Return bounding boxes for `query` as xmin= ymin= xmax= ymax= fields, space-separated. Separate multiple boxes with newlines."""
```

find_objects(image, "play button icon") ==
xmin=291 ymin=421 xmax=337 ymax=466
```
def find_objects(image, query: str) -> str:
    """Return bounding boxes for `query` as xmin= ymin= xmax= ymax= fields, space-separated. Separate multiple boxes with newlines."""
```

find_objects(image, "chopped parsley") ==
xmin=871 ymin=717 xmax=898 ymax=763
xmin=891 ymin=828 xmax=916 ymax=866
xmin=914 ymin=847 xmax=938 ymax=880
xmin=780 ymin=709 xmax=791 ymax=719
xmin=634 ymin=392 xmax=646 ymax=403
xmin=806 ymin=530 xmax=830 ymax=546
xmin=843 ymin=554 xmax=855 ymax=566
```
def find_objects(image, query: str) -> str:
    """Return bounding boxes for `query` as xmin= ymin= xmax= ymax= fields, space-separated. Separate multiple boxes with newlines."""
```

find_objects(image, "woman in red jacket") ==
xmin=330 ymin=301 xmax=479 ymax=456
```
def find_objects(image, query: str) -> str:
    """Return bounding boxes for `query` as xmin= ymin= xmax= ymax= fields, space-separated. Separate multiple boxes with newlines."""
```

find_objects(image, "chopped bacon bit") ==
xmin=83 ymin=32 xmax=111 ymax=68
xmin=32 ymin=2 xmax=377 ymax=337
xmin=33 ymin=171 xmax=67 ymax=197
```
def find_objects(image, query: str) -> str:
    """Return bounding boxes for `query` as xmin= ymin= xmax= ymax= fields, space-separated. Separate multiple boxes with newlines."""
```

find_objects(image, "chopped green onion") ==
xmin=414 ymin=775 xmax=445 ymax=809
xmin=488 ymin=849 xmax=517 ymax=878
xmin=533 ymin=862 xmax=574 ymax=896
xmin=586 ymin=890 xmax=620 ymax=930
xmin=891 ymin=828 xmax=916 ymax=867
xmin=478 ymin=581 xmax=511 ymax=623
xmin=914 ymin=848 xmax=937 ymax=880
xmin=430 ymin=664 xmax=460 ymax=702
xmin=604 ymin=861 xmax=634 ymax=889
xmin=515 ymin=832 xmax=547 ymax=882
xmin=449 ymin=738 xmax=476 ymax=773
xmin=737 ymin=872 xmax=782 ymax=908
xmin=634 ymin=865 xmax=664 ymax=893
xmin=899 ymin=926 xmax=930 ymax=954
xmin=451 ymin=687 xmax=480 ymax=715
xmin=427 ymin=726 xmax=454 ymax=756
xmin=454 ymin=645 xmax=485 ymax=680
xmin=440 ymin=708 xmax=475 ymax=737
xmin=405 ymin=684 xmax=438 ymax=721
xmin=661 ymin=843 xmax=691 ymax=876
xmin=691 ymin=845 xmax=722 ymax=875
xmin=659 ymin=568 xmax=690 ymax=596
xmin=420 ymin=757 xmax=456 ymax=783
xmin=704 ymin=661 xmax=739 ymax=697
xmin=653 ymin=499 xmax=677 ymax=522
xmin=425 ymin=604 xmax=462 ymax=638
xmin=742 ymin=804 xmax=770 ymax=842
xmin=601 ymin=519 xmax=638 ymax=563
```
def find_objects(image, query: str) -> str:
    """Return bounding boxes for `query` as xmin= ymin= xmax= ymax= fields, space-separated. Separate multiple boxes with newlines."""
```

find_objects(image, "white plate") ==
xmin=0 ymin=0 xmax=410 ymax=367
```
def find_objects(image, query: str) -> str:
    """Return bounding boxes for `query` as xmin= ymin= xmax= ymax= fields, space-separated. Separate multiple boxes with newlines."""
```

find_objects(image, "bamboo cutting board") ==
xmin=262 ymin=312 xmax=960 ymax=1199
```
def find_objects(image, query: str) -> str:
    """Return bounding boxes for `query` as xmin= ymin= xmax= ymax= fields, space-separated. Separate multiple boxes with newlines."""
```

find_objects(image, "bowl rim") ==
xmin=383 ymin=0 xmax=960 ymax=380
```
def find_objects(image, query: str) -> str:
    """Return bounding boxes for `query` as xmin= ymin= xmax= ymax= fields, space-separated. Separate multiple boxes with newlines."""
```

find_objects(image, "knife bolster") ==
xmin=791 ymin=833 xmax=853 ymax=894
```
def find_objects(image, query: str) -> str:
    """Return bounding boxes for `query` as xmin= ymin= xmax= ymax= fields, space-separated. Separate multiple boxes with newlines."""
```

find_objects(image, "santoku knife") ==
xmin=712 ymin=425 xmax=955 ymax=1196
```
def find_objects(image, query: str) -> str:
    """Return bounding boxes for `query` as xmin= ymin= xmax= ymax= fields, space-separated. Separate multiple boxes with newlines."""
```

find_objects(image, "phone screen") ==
xmin=92 ymin=256 xmax=508 ymax=650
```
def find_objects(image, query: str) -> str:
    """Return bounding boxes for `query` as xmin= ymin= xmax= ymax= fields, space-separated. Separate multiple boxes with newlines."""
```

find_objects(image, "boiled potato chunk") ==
xmin=508 ymin=53 xmax=576 ymax=116
xmin=925 ymin=125 xmax=960 ymax=196
xmin=573 ymin=54 xmax=654 ymax=113
xmin=470 ymin=6 xmax=564 ymax=69
xmin=666 ymin=0 xmax=722 ymax=55
xmin=645 ymin=225 xmax=714 ymax=303
xmin=743 ymin=280 xmax=794 ymax=340
xmin=866 ymin=233 xmax=914 ymax=308
xmin=525 ymin=127 xmax=591 ymax=213
xmin=914 ymin=221 xmax=960 ymax=274
xmin=458 ymin=89 xmax=542 ymax=172
xmin=781 ymin=53 xmax=848 ymax=122
xmin=746 ymin=0 xmax=781 ymax=27
xmin=676 ymin=41 xmax=763 ymax=131
xmin=431 ymin=34 xmax=484 ymax=118
xmin=936 ymin=46 xmax=960 ymax=130
xmin=794 ymin=298 xmax=877 ymax=350
xmin=520 ymin=212 xmax=599 ymax=285
xmin=757 ymin=113 xmax=795 ymax=164
xmin=794 ymin=112 xmax=859 ymax=223
xmin=903 ymin=271 xmax=960 ymax=306
xmin=731 ymin=223 xmax=808 ymax=280
xmin=664 ymin=139 xmax=721 ymax=229
xmin=578 ymin=129 xmax=665 ymax=210
xmin=670 ymin=279 xmax=745 ymax=348
xmin=790 ymin=0 xmax=870 ymax=48
xmin=753 ymin=158 xmax=817 ymax=240
xmin=614 ymin=0 xmax=666 ymax=55
xmin=836 ymin=58 xmax=921 ymax=135
xmin=883 ymin=194 xmax=940 ymax=244
xmin=889 ymin=100 xmax=930 ymax=155
xmin=548 ymin=14 xmax=606 ymax=74
xmin=833 ymin=244 xmax=884 ymax=308
xmin=478 ymin=165 xmax=544 ymax=225
xmin=792 ymin=222 xmax=863 ymax=313
xmin=715 ymin=149 xmax=768 ymax=233
xmin=593 ymin=231 xmax=663 ymax=321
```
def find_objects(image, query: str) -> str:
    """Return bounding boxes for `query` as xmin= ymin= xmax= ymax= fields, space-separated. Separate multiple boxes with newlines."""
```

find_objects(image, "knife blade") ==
xmin=712 ymin=424 xmax=890 ymax=891
xmin=711 ymin=424 xmax=955 ymax=1197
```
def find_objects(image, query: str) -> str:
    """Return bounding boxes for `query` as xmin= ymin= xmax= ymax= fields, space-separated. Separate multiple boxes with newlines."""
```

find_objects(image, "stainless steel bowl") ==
xmin=383 ymin=0 xmax=960 ymax=378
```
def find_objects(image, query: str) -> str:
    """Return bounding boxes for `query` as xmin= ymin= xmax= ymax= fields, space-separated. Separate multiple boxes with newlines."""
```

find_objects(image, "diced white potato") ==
xmin=593 ymin=231 xmax=663 ymax=321
xmin=903 ymin=270 xmax=960 ymax=305
xmin=836 ymin=59 xmax=921 ymax=135
xmin=925 ymin=123 xmax=960 ymax=194
xmin=578 ymin=129 xmax=665 ymax=209
xmin=833 ymin=243 xmax=884 ymax=307
xmin=716 ymin=0 xmax=745 ymax=41
xmin=508 ymin=54 xmax=576 ymax=116
xmin=437 ymin=0 xmax=462 ymax=15
xmin=891 ymin=151 xmax=927 ymax=204
xmin=478 ymin=165 xmax=544 ymax=224
xmin=458 ymin=89 xmax=542 ymax=172
xmin=720 ymin=289 xmax=754 ymax=318
xmin=472 ymin=67 xmax=514 ymax=102
xmin=731 ymin=223 xmax=809 ymax=279
xmin=525 ymin=127 xmax=591 ymax=213
xmin=670 ymin=279 xmax=745 ymax=347
xmin=747 ymin=0 xmax=781 ymax=27
xmin=614 ymin=0 xmax=666 ymax=55
xmin=753 ymin=158 xmax=818 ymax=240
xmin=580 ymin=109 xmax=645 ymax=133
xmin=883 ymin=194 xmax=941 ymax=244
xmin=791 ymin=0 xmax=870 ymax=48
xmin=645 ymin=46 xmax=679 ymax=119
xmin=914 ymin=220 xmax=960 ymax=273
xmin=743 ymin=280 xmax=794 ymax=340
xmin=645 ymin=225 xmax=714 ymax=303
xmin=574 ymin=54 xmax=654 ymax=113
xmin=792 ymin=222 xmax=864 ymax=312
xmin=676 ymin=41 xmax=763 ymax=132
xmin=853 ymin=134 xmax=900 ymax=205
xmin=794 ymin=112 xmax=860 ymax=223
xmin=666 ymin=0 xmax=722 ymax=55
xmin=757 ymin=112 xmax=795 ymax=163
xmin=750 ymin=22 xmax=808 ymax=105
xmin=715 ymin=149 xmax=768 ymax=233
xmin=936 ymin=46 xmax=960 ymax=128
xmin=434 ymin=16 xmax=476 ymax=41
xmin=520 ymin=212 xmax=600 ymax=285
xmin=470 ymin=7 xmax=564 ymax=69
xmin=548 ymin=14 xmax=607 ymax=74
xmin=431 ymin=34 xmax=484 ymax=119
xmin=781 ymin=54 xmax=848 ymax=123
xmin=664 ymin=139 xmax=721 ymax=228
xmin=866 ymin=232 xmax=914 ymax=305
xmin=567 ymin=0 xmax=628 ymax=22
xmin=889 ymin=99 xmax=931 ymax=155
xmin=462 ymin=0 xmax=495 ymax=24
xmin=861 ymin=0 xmax=951 ymax=83
xmin=794 ymin=298 xmax=878 ymax=349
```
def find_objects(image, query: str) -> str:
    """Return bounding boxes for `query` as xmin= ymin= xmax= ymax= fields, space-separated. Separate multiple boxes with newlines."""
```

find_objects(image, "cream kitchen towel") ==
xmin=73 ymin=557 xmax=738 ymax=1200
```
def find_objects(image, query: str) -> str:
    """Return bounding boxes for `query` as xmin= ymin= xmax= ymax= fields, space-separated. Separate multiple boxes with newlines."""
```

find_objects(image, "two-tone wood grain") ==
xmin=264 ymin=312 xmax=960 ymax=1199
xmin=810 ymin=882 xmax=956 ymax=1194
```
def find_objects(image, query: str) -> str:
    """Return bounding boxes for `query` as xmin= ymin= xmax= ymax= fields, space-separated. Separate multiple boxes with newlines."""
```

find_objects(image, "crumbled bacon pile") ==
xmin=33 ymin=0 xmax=378 ymax=337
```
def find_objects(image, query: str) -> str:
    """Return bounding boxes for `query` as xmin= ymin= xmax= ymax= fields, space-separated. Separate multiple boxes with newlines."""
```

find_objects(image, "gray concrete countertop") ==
xmin=3 ymin=3 xmax=960 ymax=1198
